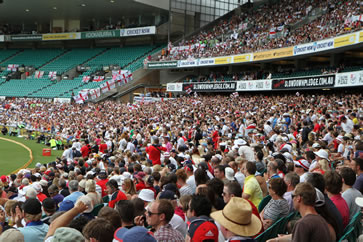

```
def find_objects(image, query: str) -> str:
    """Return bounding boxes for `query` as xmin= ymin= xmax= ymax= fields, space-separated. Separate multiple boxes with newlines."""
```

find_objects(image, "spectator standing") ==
xmin=242 ymin=162 xmax=263 ymax=207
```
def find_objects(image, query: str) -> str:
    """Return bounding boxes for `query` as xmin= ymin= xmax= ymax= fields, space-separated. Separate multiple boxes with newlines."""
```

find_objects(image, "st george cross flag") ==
xmin=48 ymin=71 xmax=57 ymax=80
xmin=73 ymin=92 xmax=88 ymax=104
xmin=186 ymin=88 xmax=192 ymax=95
xmin=34 ymin=71 xmax=44 ymax=78
xmin=82 ymin=76 xmax=91 ymax=83
xmin=100 ymin=80 xmax=116 ymax=93
xmin=7 ymin=64 xmax=19 ymax=72
xmin=93 ymin=76 xmax=104 ymax=82
xmin=90 ymin=88 xmax=101 ymax=99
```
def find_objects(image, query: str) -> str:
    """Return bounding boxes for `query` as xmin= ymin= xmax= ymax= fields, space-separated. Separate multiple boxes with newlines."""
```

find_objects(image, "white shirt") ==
xmin=170 ymin=214 xmax=187 ymax=238
xmin=341 ymin=118 xmax=354 ymax=133
xmin=235 ymin=171 xmax=245 ymax=187
xmin=186 ymin=175 xmax=196 ymax=194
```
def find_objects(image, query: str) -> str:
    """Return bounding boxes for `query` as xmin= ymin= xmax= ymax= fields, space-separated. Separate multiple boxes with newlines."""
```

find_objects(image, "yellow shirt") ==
xmin=243 ymin=175 xmax=263 ymax=207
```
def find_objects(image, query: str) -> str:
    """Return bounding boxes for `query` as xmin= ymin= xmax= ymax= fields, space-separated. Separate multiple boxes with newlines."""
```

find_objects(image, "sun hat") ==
xmin=293 ymin=159 xmax=310 ymax=171
xmin=25 ymin=187 xmax=37 ymax=198
xmin=312 ymin=143 xmax=321 ymax=148
xmin=52 ymin=227 xmax=85 ymax=242
xmin=234 ymin=139 xmax=247 ymax=146
xmin=39 ymin=180 xmax=48 ymax=187
xmin=314 ymin=149 xmax=329 ymax=160
xmin=225 ymin=167 xmax=235 ymax=181
xmin=0 ymin=228 xmax=24 ymax=242
xmin=113 ymin=226 xmax=156 ymax=242
xmin=76 ymin=195 xmax=94 ymax=213
xmin=210 ymin=197 xmax=261 ymax=237
xmin=188 ymin=218 xmax=219 ymax=242
xmin=138 ymin=189 xmax=155 ymax=202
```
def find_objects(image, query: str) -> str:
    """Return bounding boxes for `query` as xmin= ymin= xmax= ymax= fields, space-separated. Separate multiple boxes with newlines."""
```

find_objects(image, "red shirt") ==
xmin=80 ymin=145 xmax=90 ymax=158
xmin=330 ymin=194 xmax=350 ymax=228
xmin=99 ymin=143 xmax=108 ymax=153
xmin=136 ymin=181 xmax=146 ymax=191
xmin=97 ymin=179 xmax=109 ymax=197
xmin=145 ymin=145 xmax=167 ymax=165
xmin=37 ymin=193 xmax=47 ymax=202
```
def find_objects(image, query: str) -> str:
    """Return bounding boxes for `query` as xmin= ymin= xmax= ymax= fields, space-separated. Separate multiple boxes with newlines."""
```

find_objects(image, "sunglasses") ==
xmin=294 ymin=165 xmax=302 ymax=168
xmin=147 ymin=210 xmax=161 ymax=216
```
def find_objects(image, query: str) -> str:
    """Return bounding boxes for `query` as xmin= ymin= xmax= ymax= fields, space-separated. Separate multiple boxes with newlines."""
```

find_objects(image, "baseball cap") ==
xmin=163 ymin=183 xmax=178 ymax=194
xmin=225 ymin=167 xmax=235 ymax=181
xmin=23 ymin=198 xmax=42 ymax=215
xmin=52 ymin=227 xmax=85 ymax=242
xmin=138 ymin=189 xmax=155 ymax=202
xmin=114 ymin=226 xmax=156 ymax=242
xmin=159 ymin=190 xmax=177 ymax=200
xmin=59 ymin=200 xmax=75 ymax=212
xmin=42 ymin=197 xmax=56 ymax=212
xmin=188 ymin=219 xmax=218 ymax=242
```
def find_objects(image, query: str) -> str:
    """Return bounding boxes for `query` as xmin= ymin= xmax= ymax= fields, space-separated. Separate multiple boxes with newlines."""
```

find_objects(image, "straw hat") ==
xmin=210 ymin=197 xmax=261 ymax=237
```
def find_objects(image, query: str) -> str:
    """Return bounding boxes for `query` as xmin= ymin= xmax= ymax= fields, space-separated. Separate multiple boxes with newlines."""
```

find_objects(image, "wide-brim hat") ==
xmin=210 ymin=197 xmax=261 ymax=237
xmin=314 ymin=149 xmax=329 ymax=160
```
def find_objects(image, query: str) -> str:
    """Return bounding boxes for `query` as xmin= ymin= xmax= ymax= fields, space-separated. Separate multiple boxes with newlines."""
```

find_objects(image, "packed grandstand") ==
xmin=0 ymin=0 xmax=362 ymax=242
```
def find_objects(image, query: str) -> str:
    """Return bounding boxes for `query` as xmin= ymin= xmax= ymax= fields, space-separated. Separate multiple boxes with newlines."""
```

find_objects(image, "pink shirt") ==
xmin=330 ymin=194 xmax=350 ymax=228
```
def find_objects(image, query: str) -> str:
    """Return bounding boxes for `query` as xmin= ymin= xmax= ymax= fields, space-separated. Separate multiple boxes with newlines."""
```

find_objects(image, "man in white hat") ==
xmin=211 ymin=197 xmax=262 ymax=241
xmin=293 ymin=157 xmax=310 ymax=182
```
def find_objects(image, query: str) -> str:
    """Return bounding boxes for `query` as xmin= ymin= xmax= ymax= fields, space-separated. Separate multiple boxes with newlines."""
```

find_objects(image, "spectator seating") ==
xmin=1 ymin=49 xmax=65 ymax=68
xmin=258 ymin=195 xmax=272 ymax=212
xmin=0 ymin=78 xmax=53 ymax=97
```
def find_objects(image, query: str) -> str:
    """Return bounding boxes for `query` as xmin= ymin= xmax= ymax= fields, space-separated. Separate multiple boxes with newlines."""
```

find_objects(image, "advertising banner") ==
xmin=335 ymin=71 xmax=363 ymax=87
xmin=293 ymin=39 xmax=334 ymax=56
xmin=167 ymin=83 xmax=183 ymax=92
xmin=359 ymin=31 xmax=363 ymax=43
xmin=236 ymin=80 xmax=272 ymax=91
xmin=120 ymin=26 xmax=156 ymax=37
xmin=54 ymin=98 xmax=71 ymax=103
xmin=272 ymin=75 xmax=335 ymax=89
xmin=183 ymin=82 xmax=237 ymax=92
xmin=10 ymin=35 xmax=42 ymax=41
xmin=334 ymin=34 xmax=356 ymax=48
xmin=43 ymin=33 xmax=79 ymax=41
xmin=81 ymin=30 xmax=120 ymax=39
xmin=214 ymin=57 xmax=233 ymax=65
xmin=253 ymin=47 xmax=293 ymax=61
xmin=178 ymin=59 xmax=199 ymax=67
xmin=147 ymin=61 xmax=178 ymax=69
xmin=233 ymin=54 xmax=252 ymax=63
xmin=198 ymin=58 xmax=215 ymax=66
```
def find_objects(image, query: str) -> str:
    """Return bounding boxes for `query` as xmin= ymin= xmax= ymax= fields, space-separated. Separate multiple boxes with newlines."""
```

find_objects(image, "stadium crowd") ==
xmin=0 ymin=92 xmax=362 ymax=242
xmin=158 ymin=0 xmax=362 ymax=61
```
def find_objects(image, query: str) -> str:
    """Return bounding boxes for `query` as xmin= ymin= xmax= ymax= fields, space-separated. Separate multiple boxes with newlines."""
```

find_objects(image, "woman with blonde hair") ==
xmin=85 ymin=179 xmax=102 ymax=205
xmin=121 ymin=178 xmax=136 ymax=199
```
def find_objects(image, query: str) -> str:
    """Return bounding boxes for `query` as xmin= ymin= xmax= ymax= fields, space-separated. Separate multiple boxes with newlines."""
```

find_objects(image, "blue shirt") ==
xmin=63 ymin=191 xmax=84 ymax=204
xmin=353 ymin=173 xmax=363 ymax=194
xmin=18 ymin=221 xmax=49 ymax=242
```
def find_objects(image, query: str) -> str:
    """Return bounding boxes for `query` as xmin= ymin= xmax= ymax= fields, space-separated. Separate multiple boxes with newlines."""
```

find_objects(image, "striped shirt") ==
xmin=263 ymin=198 xmax=289 ymax=222
xmin=180 ymin=184 xmax=194 ymax=196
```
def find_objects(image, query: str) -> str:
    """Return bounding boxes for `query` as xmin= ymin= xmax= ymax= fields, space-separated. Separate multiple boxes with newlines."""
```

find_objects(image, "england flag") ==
xmin=34 ymin=71 xmax=44 ymax=78
xmin=90 ymin=88 xmax=101 ymax=99
xmin=48 ymin=71 xmax=57 ymax=80
xmin=82 ymin=76 xmax=91 ymax=83
xmin=100 ymin=80 xmax=116 ymax=93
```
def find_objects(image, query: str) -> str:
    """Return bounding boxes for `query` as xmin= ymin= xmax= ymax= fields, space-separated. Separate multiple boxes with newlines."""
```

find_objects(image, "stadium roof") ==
xmin=0 ymin=0 xmax=167 ymax=25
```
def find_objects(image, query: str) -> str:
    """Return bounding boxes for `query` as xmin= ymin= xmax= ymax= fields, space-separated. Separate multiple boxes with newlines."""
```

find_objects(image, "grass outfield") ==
xmin=0 ymin=135 xmax=63 ymax=175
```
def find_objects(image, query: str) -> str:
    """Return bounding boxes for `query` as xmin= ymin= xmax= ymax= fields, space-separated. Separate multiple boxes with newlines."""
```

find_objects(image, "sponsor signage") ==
xmin=43 ymin=33 xmax=78 ymax=41
xmin=233 ymin=54 xmax=252 ymax=63
xmin=10 ymin=34 xmax=42 ymax=41
xmin=334 ymin=34 xmax=356 ymax=48
xmin=335 ymin=71 xmax=363 ymax=87
xmin=198 ymin=58 xmax=215 ymax=66
xmin=214 ymin=57 xmax=233 ymax=65
xmin=147 ymin=61 xmax=178 ymax=69
xmin=236 ymin=80 xmax=272 ymax=91
xmin=253 ymin=47 xmax=293 ymax=61
xmin=178 ymin=59 xmax=198 ymax=67
xmin=184 ymin=82 xmax=237 ymax=92
xmin=0 ymin=35 xmax=4 ymax=42
xmin=166 ymin=83 xmax=183 ymax=92
xmin=81 ymin=30 xmax=120 ymax=39
xmin=120 ymin=26 xmax=156 ymax=37
xmin=293 ymin=39 xmax=334 ymax=55
xmin=359 ymin=31 xmax=363 ymax=42
xmin=54 ymin=98 xmax=71 ymax=103
xmin=272 ymin=75 xmax=335 ymax=89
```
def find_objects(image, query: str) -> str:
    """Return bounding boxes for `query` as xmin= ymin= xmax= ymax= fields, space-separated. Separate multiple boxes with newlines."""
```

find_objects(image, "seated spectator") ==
xmin=260 ymin=177 xmax=289 ymax=229
xmin=340 ymin=167 xmax=362 ymax=219
xmin=115 ymin=200 xmax=136 ymax=230
xmin=242 ymin=162 xmax=263 ymax=207
xmin=211 ymin=197 xmax=262 ymax=241
xmin=175 ymin=169 xmax=194 ymax=196
xmin=15 ymin=198 xmax=49 ymax=242
xmin=144 ymin=199 xmax=184 ymax=241
xmin=293 ymin=158 xmax=310 ymax=182
xmin=62 ymin=180 xmax=84 ymax=204
xmin=121 ymin=178 xmax=137 ymax=199
xmin=324 ymin=171 xmax=349 ymax=228
xmin=41 ymin=198 xmax=57 ymax=225
xmin=97 ymin=206 xmax=121 ymax=230
xmin=82 ymin=218 xmax=115 ymax=242
xmin=283 ymin=172 xmax=300 ymax=213
xmin=106 ymin=180 xmax=127 ymax=208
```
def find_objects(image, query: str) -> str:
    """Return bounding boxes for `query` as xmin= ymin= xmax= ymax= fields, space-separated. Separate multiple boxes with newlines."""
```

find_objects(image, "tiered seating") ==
xmin=0 ymin=78 xmax=53 ymax=97
xmin=87 ymin=46 xmax=154 ymax=69
xmin=0 ymin=49 xmax=19 ymax=62
xmin=40 ymin=48 xmax=106 ymax=75
xmin=1 ymin=49 xmax=65 ymax=68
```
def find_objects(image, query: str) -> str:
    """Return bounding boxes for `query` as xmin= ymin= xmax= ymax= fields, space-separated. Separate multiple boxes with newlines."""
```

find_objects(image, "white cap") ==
xmin=138 ymin=189 xmax=155 ymax=202
xmin=225 ymin=167 xmax=235 ymax=181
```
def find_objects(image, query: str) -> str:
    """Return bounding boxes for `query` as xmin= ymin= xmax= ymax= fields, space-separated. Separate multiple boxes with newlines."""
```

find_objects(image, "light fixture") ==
xmin=53 ymin=7 xmax=57 ymax=10
xmin=81 ymin=3 xmax=86 ymax=7
xmin=110 ymin=0 xmax=115 ymax=2
xmin=25 ymin=9 xmax=30 ymax=12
